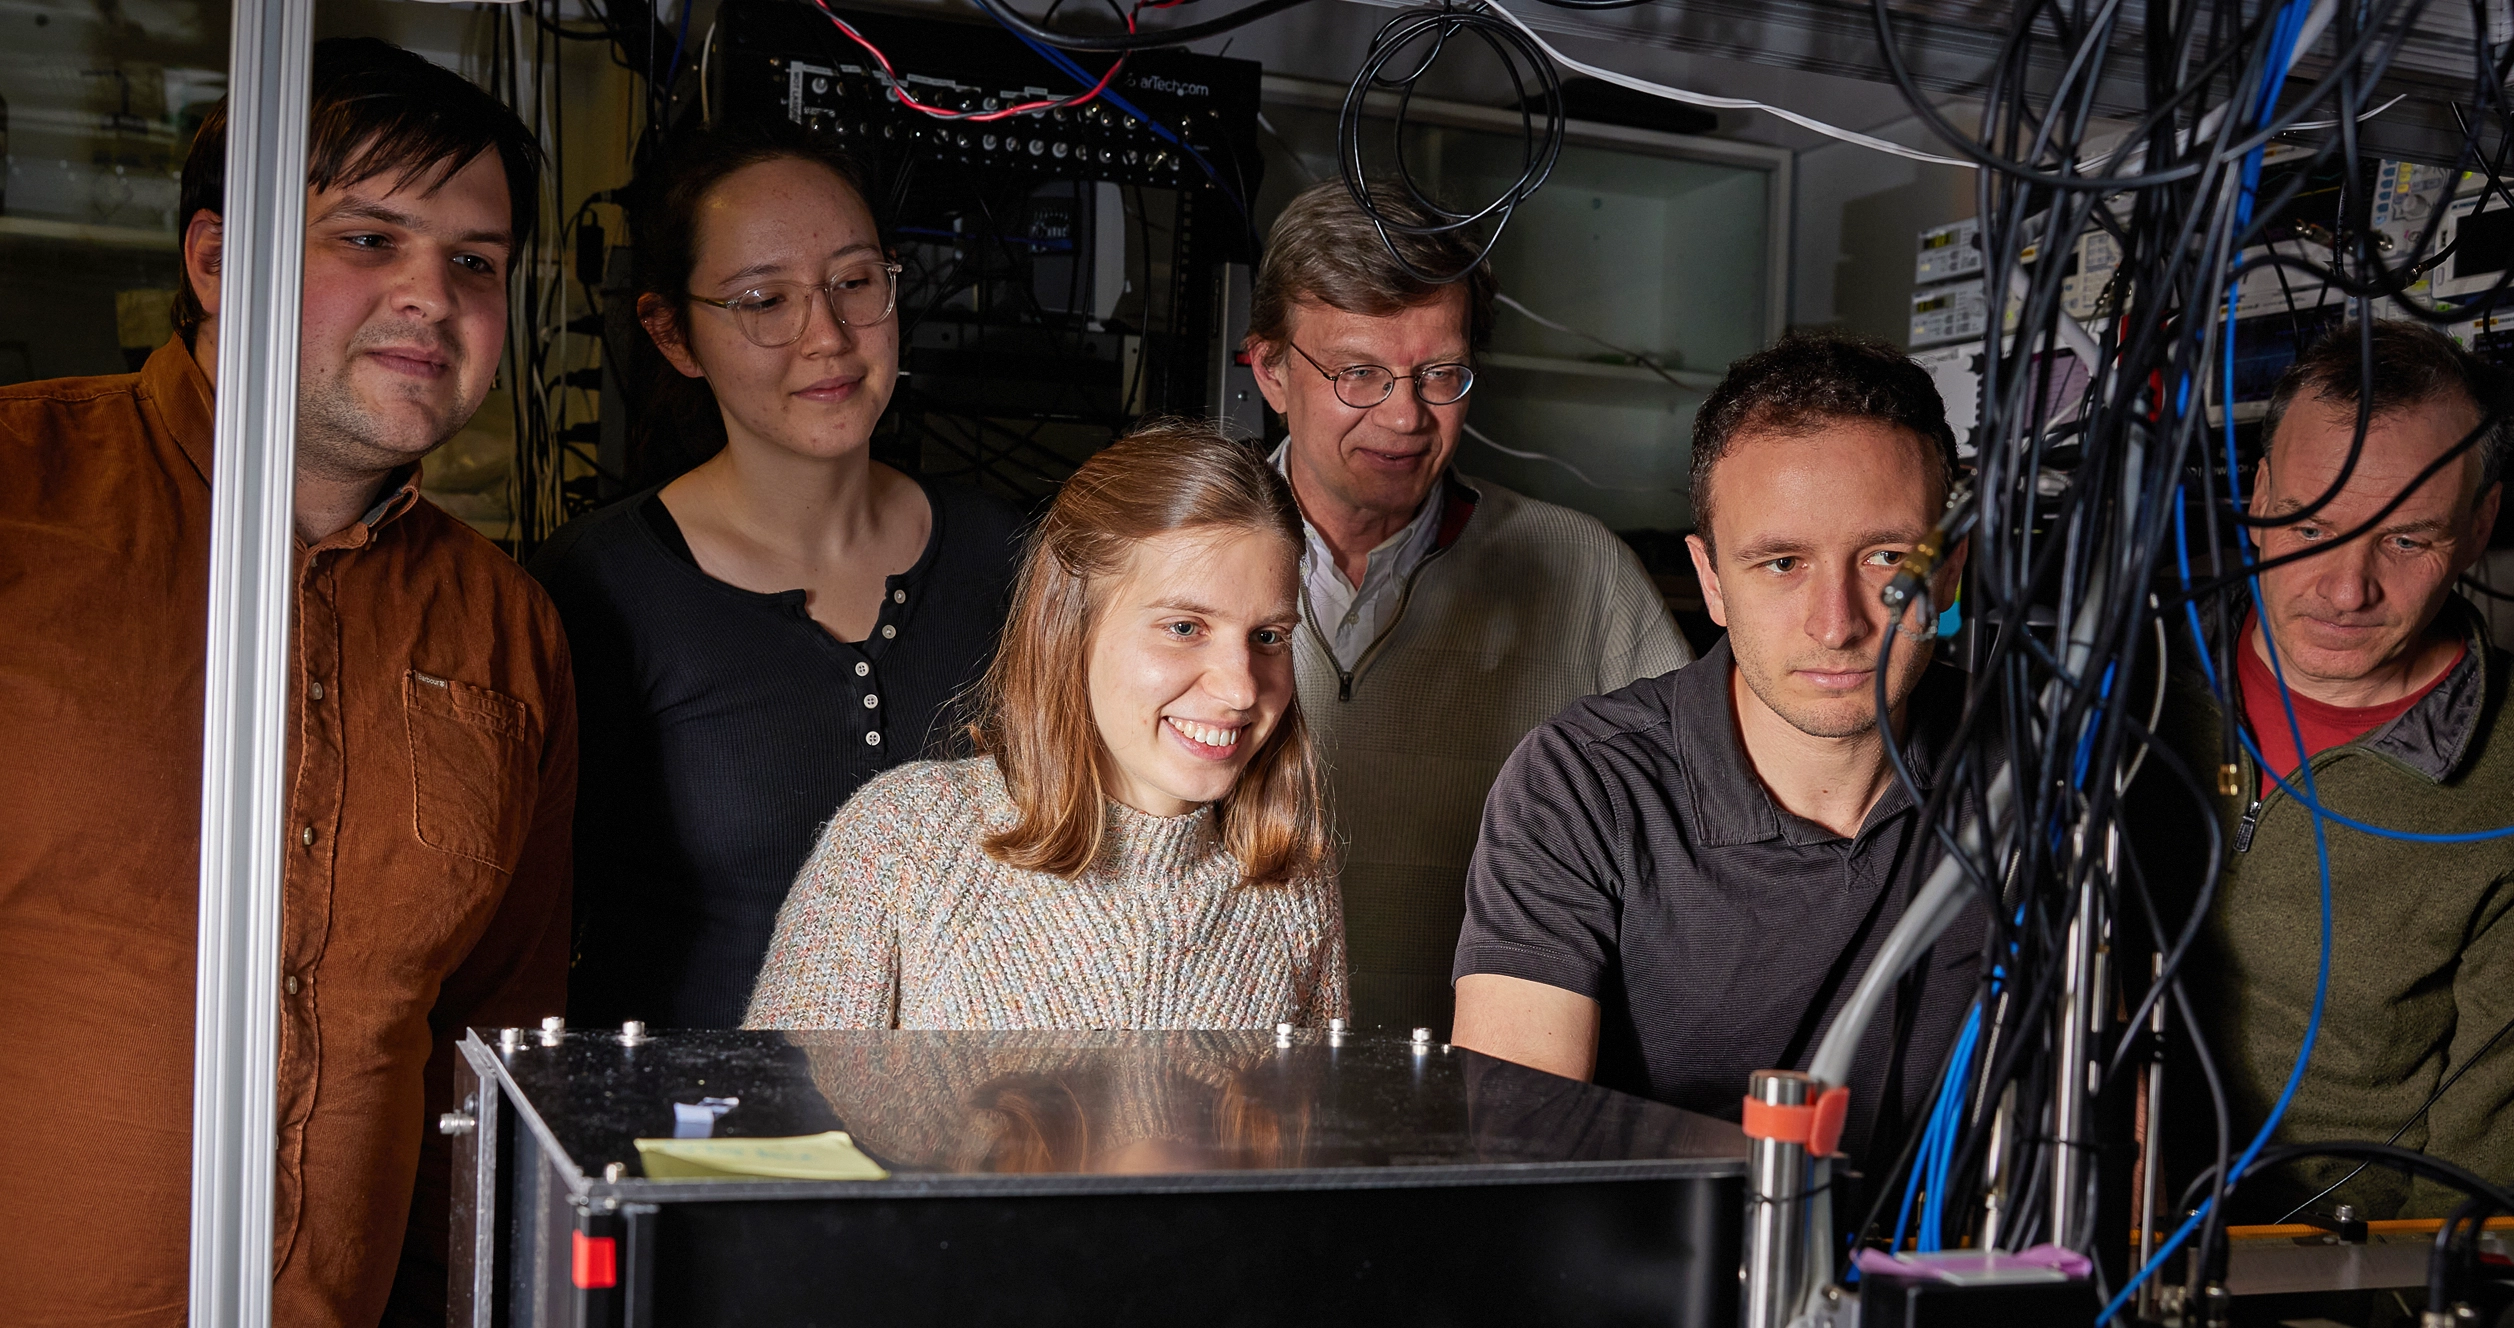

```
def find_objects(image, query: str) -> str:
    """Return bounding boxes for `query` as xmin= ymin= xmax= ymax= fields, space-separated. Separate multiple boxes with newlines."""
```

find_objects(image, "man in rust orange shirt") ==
xmin=0 ymin=39 xmax=576 ymax=1326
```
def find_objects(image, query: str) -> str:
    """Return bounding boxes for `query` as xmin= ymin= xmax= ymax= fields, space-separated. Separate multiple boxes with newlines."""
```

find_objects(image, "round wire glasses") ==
xmin=689 ymin=261 xmax=905 ymax=348
xmin=1286 ymin=340 xmax=1475 ymax=409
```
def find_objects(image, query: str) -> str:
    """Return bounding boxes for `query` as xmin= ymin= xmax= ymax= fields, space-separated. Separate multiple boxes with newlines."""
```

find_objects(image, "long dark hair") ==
xmin=622 ymin=119 xmax=878 ymax=485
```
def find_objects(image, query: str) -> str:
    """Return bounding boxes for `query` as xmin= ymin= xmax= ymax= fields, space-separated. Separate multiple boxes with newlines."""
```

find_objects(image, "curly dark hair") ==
xmin=1689 ymin=332 xmax=1958 ymax=545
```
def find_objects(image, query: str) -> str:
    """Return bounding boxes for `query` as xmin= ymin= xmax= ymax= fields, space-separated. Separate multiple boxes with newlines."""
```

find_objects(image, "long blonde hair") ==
xmin=969 ymin=420 xmax=1330 ymax=885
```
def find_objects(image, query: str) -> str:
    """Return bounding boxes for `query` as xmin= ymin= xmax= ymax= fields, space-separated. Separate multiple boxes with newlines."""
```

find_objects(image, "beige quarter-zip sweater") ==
xmin=1289 ymin=470 xmax=1692 ymax=1035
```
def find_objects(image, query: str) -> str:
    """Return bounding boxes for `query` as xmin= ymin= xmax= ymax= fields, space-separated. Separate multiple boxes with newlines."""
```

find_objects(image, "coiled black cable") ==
xmin=1335 ymin=4 xmax=1563 ymax=285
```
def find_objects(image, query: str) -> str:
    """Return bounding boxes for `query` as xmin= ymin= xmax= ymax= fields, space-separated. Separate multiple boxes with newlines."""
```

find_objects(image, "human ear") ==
xmin=638 ymin=292 xmax=705 ymax=379
xmin=2463 ymin=482 xmax=2503 ymax=571
xmin=183 ymin=210 xmax=224 ymax=320
xmin=1248 ymin=335 xmax=1292 ymax=414
xmin=1686 ymin=532 xmax=1729 ymax=629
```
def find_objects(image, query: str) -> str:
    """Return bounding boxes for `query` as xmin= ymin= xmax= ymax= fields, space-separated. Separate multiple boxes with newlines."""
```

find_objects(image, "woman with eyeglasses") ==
xmin=532 ymin=121 xmax=1024 ymax=1030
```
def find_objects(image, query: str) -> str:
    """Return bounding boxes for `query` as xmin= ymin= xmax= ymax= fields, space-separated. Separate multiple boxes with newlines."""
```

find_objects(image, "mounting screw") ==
xmin=498 ymin=1027 xmax=522 ymax=1054
xmin=1327 ymin=1018 xmax=1348 ymax=1034
xmin=1410 ymin=1027 xmax=1431 ymax=1044
xmin=604 ymin=1162 xmax=627 ymax=1183
xmin=619 ymin=1020 xmax=647 ymax=1045
xmin=438 ymin=1112 xmax=475 ymax=1137
xmin=540 ymin=1015 xmax=565 ymax=1047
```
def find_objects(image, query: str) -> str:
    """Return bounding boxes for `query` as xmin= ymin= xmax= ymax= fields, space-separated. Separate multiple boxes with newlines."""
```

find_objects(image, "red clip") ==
xmin=1739 ymin=1085 xmax=1853 ymax=1157
xmin=572 ymin=1231 xmax=618 ymax=1290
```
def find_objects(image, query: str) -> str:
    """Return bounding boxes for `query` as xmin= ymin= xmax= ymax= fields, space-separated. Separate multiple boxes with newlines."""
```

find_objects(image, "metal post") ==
xmin=187 ymin=0 xmax=313 ymax=1319
xmin=2135 ymin=950 xmax=2169 ymax=1320
xmin=1742 ymin=1070 xmax=1812 ymax=1328
xmin=2049 ymin=867 xmax=2101 ymax=1251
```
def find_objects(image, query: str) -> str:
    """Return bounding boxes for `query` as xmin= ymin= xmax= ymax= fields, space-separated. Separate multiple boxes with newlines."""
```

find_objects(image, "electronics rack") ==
xmin=712 ymin=0 xmax=1264 ymax=503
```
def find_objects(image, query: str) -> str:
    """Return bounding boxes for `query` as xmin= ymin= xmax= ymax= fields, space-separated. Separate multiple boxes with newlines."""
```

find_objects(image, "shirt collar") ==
xmin=1267 ymin=439 xmax=1469 ymax=575
xmin=142 ymin=336 xmax=216 ymax=483
xmin=304 ymin=465 xmax=423 ymax=555
xmin=1669 ymin=635 xmax=1952 ymax=849
xmin=140 ymin=336 xmax=423 ymax=547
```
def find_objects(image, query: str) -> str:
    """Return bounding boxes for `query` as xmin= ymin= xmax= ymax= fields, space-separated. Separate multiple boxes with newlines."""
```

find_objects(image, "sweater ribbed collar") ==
xmin=1101 ymin=798 xmax=1222 ymax=878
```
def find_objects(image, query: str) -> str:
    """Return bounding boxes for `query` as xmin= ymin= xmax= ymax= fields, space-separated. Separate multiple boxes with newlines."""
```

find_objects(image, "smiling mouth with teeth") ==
xmin=1165 ymin=717 xmax=1242 ymax=751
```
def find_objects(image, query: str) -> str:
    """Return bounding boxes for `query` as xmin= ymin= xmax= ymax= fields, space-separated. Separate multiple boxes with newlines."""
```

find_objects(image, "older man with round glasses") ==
xmin=1246 ymin=178 xmax=1692 ymax=1039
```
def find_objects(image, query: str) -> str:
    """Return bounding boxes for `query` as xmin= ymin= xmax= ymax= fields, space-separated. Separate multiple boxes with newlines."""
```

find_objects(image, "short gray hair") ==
xmin=2263 ymin=318 xmax=2510 ymax=491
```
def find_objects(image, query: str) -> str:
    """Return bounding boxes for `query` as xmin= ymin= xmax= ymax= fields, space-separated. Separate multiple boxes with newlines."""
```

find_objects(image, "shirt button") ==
xmin=864 ymin=731 xmax=882 ymax=747
xmin=299 ymin=826 xmax=315 ymax=847
xmin=855 ymin=661 xmax=870 ymax=678
xmin=284 ymin=974 xmax=299 ymax=995
xmin=309 ymin=681 xmax=325 ymax=701
xmin=881 ymin=624 xmax=897 ymax=640
xmin=863 ymin=694 xmax=879 ymax=710
xmin=1342 ymin=610 xmax=1358 ymax=625
xmin=892 ymin=589 xmax=907 ymax=604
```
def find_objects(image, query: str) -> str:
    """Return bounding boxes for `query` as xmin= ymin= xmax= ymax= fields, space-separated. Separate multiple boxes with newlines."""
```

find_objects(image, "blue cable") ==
xmin=2098 ymin=232 xmax=2333 ymax=1328
xmin=2100 ymin=28 xmax=2337 ymax=1312
xmin=1921 ymin=1002 xmax=1984 ymax=1251
xmin=664 ymin=0 xmax=693 ymax=95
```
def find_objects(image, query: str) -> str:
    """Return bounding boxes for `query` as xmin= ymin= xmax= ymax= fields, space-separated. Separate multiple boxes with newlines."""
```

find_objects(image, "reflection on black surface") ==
xmin=784 ymin=1030 xmax=1747 ymax=1178
xmin=486 ymin=1028 xmax=1745 ymax=1185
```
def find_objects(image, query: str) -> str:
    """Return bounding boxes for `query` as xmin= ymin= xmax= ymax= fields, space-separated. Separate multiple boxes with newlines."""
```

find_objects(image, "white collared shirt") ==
xmin=1271 ymin=442 xmax=1445 ymax=666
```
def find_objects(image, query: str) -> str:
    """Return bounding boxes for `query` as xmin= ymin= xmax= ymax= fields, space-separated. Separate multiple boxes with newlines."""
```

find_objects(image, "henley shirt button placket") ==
xmin=308 ymin=681 xmax=324 ymax=701
xmin=893 ymin=589 xmax=906 ymax=604
xmin=300 ymin=825 xmax=315 ymax=847
xmin=855 ymin=661 xmax=870 ymax=678
xmin=881 ymin=624 xmax=896 ymax=640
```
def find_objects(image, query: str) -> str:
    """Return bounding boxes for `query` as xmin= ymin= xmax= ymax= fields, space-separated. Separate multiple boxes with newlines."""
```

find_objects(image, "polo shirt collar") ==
xmin=1668 ymin=635 xmax=1947 ymax=849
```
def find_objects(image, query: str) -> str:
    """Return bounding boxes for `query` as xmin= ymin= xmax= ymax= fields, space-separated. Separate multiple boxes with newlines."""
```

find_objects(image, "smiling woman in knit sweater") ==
xmin=744 ymin=423 xmax=1349 ymax=1030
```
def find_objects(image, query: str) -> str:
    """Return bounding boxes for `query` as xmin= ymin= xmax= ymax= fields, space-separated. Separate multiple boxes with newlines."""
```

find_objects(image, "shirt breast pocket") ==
xmin=404 ymin=669 xmax=539 ymax=871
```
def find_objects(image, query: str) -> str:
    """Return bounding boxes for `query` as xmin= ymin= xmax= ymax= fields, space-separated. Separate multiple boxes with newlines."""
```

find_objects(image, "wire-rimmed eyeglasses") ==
xmin=688 ymin=261 xmax=905 ymax=348
xmin=1285 ymin=340 xmax=1475 ymax=409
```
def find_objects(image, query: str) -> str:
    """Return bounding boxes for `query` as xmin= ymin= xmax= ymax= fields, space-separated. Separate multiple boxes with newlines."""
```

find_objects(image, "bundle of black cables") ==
xmin=1809 ymin=0 xmax=2514 ymax=1320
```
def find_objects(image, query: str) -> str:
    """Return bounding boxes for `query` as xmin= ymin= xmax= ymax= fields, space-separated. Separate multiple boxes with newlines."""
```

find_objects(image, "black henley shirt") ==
xmin=1453 ymin=636 xmax=1983 ymax=1162
xmin=531 ymin=476 xmax=1025 ymax=1029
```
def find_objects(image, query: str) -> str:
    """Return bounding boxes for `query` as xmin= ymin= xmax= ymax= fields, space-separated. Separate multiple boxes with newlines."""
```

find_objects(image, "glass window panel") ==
xmin=0 ymin=0 xmax=228 ymax=383
xmin=1257 ymin=102 xmax=1773 ymax=533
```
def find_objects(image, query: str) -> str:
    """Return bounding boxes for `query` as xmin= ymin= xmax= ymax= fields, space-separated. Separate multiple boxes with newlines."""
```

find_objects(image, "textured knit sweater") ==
xmin=743 ymin=758 xmax=1349 ymax=1030
xmin=1296 ymin=471 xmax=1692 ymax=1035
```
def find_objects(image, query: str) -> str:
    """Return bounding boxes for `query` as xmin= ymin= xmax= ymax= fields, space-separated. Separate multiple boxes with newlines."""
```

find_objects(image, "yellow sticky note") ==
xmin=631 ymin=1131 xmax=890 ymax=1182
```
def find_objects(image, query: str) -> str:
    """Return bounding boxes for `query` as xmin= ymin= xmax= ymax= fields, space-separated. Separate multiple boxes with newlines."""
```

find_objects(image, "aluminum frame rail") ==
xmin=187 ymin=0 xmax=313 ymax=1319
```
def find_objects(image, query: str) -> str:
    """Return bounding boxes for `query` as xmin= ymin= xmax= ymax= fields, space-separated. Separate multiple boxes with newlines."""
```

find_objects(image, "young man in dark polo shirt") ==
xmin=1451 ymin=333 xmax=1980 ymax=1162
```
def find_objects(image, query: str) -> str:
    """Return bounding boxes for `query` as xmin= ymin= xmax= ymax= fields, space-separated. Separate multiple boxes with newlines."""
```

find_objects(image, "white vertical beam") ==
xmin=189 ymin=0 xmax=313 ymax=1319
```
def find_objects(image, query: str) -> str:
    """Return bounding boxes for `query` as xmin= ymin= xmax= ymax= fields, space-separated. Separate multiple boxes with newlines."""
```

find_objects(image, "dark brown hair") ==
xmin=969 ymin=420 xmax=1329 ymax=886
xmin=2264 ymin=318 xmax=2510 ymax=491
xmin=624 ymin=117 xmax=877 ymax=476
xmin=1689 ymin=332 xmax=1958 ymax=544
xmin=174 ymin=37 xmax=544 ymax=341
xmin=1248 ymin=177 xmax=1496 ymax=361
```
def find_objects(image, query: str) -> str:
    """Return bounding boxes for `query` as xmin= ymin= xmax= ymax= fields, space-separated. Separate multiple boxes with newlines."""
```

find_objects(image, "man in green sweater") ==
xmin=1245 ymin=180 xmax=1693 ymax=1037
xmin=2154 ymin=319 xmax=2514 ymax=1220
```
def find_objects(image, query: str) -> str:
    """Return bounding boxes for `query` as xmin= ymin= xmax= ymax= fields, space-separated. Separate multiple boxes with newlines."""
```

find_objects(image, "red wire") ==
xmin=806 ymin=0 xmax=1126 ymax=123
